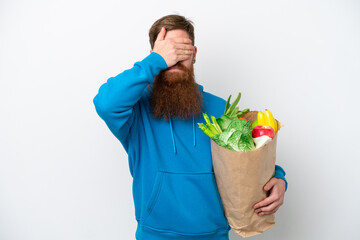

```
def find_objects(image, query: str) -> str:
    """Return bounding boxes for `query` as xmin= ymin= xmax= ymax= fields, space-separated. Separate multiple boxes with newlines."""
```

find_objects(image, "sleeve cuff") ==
xmin=149 ymin=52 xmax=168 ymax=69
xmin=274 ymin=165 xmax=288 ymax=192
xmin=134 ymin=52 xmax=168 ymax=84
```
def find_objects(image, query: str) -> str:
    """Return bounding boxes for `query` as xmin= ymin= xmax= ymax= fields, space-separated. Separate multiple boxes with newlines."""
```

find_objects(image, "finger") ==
xmin=255 ymin=201 xmax=279 ymax=213
xmin=176 ymin=54 xmax=192 ymax=62
xmin=264 ymin=178 xmax=277 ymax=191
xmin=258 ymin=205 xmax=280 ymax=216
xmin=175 ymin=44 xmax=195 ymax=50
xmin=175 ymin=49 xmax=194 ymax=55
xmin=253 ymin=195 xmax=277 ymax=209
xmin=156 ymin=27 xmax=166 ymax=41
xmin=172 ymin=38 xmax=192 ymax=44
xmin=254 ymin=201 xmax=276 ymax=213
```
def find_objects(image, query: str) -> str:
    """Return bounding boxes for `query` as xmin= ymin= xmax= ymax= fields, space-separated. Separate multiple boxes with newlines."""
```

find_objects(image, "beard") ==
xmin=148 ymin=62 xmax=203 ymax=121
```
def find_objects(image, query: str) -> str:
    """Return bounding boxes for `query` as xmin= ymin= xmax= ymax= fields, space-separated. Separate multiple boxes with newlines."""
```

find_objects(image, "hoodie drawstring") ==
xmin=193 ymin=114 xmax=196 ymax=147
xmin=168 ymin=114 xmax=196 ymax=154
xmin=169 ymin=118 xmax=177 ymax=154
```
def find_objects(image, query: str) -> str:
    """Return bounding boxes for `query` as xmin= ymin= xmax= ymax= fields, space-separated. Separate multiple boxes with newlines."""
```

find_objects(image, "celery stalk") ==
xmin=211 ymin=116 xmax=222 ymax=133
xmin=197 ymin=123 xmax=215 ymax=138
xmin=202 ymin=113 xmax=219 ymax=135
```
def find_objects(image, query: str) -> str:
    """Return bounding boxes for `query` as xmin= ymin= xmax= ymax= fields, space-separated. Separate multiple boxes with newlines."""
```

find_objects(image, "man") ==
xmin=93 ymin=14 xmax=287 ymax=240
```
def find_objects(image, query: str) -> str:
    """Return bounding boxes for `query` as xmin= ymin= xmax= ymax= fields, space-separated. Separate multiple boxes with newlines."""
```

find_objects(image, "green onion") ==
xmin=224 ymin=95 xmax=231 ymax=114
xmin=226 ymin=92 xmax=241 ymax=116
xmin=236 ymin=108 xmax=250 ymax=118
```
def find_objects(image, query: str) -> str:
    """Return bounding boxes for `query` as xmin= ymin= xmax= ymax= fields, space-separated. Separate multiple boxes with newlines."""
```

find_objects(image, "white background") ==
xmin=1 ymin=0 xmax=359 ymax=239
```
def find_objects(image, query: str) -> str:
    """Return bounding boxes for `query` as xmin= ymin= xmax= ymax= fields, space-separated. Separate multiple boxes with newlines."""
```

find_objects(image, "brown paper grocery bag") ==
xmin=211 ymin=111 xmax=282 ymax=238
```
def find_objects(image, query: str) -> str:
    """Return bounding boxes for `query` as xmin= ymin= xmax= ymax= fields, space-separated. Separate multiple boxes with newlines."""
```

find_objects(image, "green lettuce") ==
xmin=221 ymin=119 xmax=255 ymax=152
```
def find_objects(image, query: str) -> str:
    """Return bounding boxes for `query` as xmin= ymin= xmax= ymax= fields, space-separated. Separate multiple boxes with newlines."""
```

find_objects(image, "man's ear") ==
xmin=193 ymin=46 xmax=198 ymax=63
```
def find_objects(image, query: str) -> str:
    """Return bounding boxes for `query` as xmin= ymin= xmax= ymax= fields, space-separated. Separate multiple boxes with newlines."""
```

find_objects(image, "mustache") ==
xmin=168 ymin=62 xmax=188 ymax=71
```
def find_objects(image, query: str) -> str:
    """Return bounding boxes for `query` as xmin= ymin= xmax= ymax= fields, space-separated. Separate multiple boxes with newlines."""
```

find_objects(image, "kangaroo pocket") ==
xmin=141 ymin=171 xmax=229 ymax=235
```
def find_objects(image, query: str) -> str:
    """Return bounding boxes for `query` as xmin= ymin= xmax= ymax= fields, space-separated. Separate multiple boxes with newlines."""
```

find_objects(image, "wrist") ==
xmin=279 ymin=179 xmax=286 ymax=192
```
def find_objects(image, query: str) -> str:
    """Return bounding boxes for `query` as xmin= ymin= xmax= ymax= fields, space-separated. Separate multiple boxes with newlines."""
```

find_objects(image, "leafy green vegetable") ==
xmin=236 ymin=108 xmax=250 ymax=118
xmin=226 ymin=119 xmax=252 ymax=136
xmin=219 ymin=128 xmax=236 ymax=144
xmin=216 ymin=114 xmax=232 ymax=131
xmin=222 ymin=119 xmax=255 ymax=152
xmin=198 ymin=92 xmax=255 ymax=152
xmin=212 ymin=134 xmax=235 ymax=151
xmin=238 ymin=133 xmax=255 ymax=152
xmin=227 ymin=130 xmax=243 ymax=151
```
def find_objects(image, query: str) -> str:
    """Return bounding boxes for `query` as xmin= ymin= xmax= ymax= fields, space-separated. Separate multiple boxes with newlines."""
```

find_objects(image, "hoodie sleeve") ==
xmin=274 ymin=165 xmax=288 ymax=192
xmin=93 ymin=52 xmax=168 ymax=150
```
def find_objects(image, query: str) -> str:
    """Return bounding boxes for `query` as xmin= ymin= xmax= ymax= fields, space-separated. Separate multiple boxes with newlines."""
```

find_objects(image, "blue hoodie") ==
xmin=93 ymin=52 xmax=287 ymax=240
